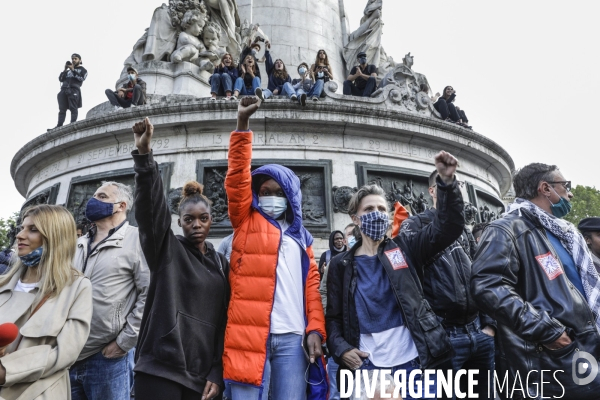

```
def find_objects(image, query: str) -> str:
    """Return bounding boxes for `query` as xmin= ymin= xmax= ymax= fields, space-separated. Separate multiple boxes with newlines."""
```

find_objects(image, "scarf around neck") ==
xmin=506 ymin=198 xmax=600 ymax=331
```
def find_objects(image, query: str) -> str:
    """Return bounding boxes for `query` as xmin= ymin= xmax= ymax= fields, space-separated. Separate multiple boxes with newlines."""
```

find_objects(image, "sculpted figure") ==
xmin=343 ymin=0 xmax=383 ymax=73
xmin=203 ymin=0 xmax=242 ymax=60
xmin=170 ymin=9 xmax=214 ymax=71
xmin=124 ymin=3 xmax=178 ymax=68
xmin=201 ymin=21 xmax=226 ymax=62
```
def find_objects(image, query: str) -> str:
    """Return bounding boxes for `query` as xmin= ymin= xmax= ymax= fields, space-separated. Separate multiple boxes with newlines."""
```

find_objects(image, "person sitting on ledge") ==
xmin=210 ymin=53 xmax=238 ymax=100
xmin=432 ymin=86 xmax=471 ymax=129
xmin=232 ymin=55 xmax=260 ymax=100
xmin=105 ymin=67 xmax=146 ymax=111
xmin=255 ymin=40 xmax=292 ymax=101
xmin=311 ymin=49 xmax=333 ymax=86
xmin=343 ymin=51 xmax=377 ymax=98
xmin=238 ymin=38 xmax=264 ymax=70
xmin=288 ymin=62 xmax=324 ymax=106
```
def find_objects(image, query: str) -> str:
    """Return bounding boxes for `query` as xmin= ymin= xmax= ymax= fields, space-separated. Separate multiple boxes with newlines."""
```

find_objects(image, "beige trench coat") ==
xmin=0 ymin=269 xmax=92 ymax=400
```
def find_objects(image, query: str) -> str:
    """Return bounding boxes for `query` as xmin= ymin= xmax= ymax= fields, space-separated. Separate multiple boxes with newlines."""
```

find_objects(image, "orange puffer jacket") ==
xmin=223 ymin=130 xmax=326 ymax=387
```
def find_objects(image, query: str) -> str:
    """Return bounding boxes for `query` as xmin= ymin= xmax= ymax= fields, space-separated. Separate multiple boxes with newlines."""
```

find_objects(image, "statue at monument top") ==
xmin=343 ymin=0 xmax=383 ymax=74
xmin=123 ymin=0 xmax=241 ymax=73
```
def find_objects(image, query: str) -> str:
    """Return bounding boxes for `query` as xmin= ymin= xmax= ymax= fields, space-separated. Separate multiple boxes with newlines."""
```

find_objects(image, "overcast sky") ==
xmin=0 ymin=0 xmax=598 ymax=219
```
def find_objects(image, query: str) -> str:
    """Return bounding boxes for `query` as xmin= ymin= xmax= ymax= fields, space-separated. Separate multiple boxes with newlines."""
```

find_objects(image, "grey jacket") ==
xmin=74 ymin=221 xmax=149 ymax=360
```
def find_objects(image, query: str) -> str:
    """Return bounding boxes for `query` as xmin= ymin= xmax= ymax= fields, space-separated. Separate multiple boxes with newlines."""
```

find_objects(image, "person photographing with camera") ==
xmin=49 ymin=54 xmax=87 ymax=130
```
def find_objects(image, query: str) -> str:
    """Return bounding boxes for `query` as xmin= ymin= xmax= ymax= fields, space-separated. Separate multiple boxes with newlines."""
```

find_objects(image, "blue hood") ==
xmin=251 ymin=164 xmax=313 ymax=248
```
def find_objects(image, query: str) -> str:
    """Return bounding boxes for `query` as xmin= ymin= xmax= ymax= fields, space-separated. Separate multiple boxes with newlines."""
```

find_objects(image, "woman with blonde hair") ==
xmin=0 ymin=204 xmax=92 ymax=400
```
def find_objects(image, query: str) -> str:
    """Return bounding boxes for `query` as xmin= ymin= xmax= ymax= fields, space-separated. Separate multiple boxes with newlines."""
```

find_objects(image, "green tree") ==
xmin=0 ymin=212 xmax=19 ymax=249
xmin=564 ymin=185 xmax=600 ymax=226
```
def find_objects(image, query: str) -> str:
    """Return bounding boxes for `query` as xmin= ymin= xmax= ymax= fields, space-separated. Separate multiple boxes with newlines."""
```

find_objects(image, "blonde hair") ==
xmin=0 ymin=205 xmax=81 ymax=305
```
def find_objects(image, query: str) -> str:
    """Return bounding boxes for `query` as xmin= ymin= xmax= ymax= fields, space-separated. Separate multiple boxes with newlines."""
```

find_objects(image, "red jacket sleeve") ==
xmin=225 ymin=131 xmax=254 ymax=229
xmin=304 ymin=245 xmax=326 ymax=340
xmin=392 ymin=201 xmax=409 ymax=237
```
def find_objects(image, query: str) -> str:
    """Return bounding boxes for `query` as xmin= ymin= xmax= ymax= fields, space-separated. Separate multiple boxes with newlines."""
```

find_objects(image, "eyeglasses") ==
xmin=548 ymin=181 xmax=572 ymax=191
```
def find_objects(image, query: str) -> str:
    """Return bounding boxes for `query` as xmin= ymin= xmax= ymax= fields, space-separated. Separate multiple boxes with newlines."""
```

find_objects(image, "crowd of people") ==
xmin=48 ymin=43 xmax=474 ymax=130
xmin=4 ymin=94 xmax=600 ymax=400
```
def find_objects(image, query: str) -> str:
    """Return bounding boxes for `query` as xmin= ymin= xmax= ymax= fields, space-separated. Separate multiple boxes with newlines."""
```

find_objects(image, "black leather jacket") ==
xmin=326 ymin=178 xmax=464 ymax=377
xmin=471 ymin=208 xmax=600 ymax=399
xmin=401 ymin=209 xmax=495 ymax=328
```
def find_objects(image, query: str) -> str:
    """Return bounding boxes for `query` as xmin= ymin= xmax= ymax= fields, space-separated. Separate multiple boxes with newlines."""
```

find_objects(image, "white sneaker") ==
xmin=130 ymin=104 xmax=137 ymax=108
xmin=255 ymin=87 xmax=265 ymax=101
xmin=312 ymin=96 xmax=319 ymax=102
xmin=230 ymin=95 xmax=238 ymax=101
xmin=291 ymin=95 xmax=298 ymax=101
xmin=210 ymin=97 xmax=217 ymax=101
xmin=113 ymin=105 xmax=122 ymax=111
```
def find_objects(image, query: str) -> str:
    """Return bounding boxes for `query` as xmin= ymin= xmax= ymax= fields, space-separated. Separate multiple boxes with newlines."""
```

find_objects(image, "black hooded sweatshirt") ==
xmin=318 ymin=230 xmax=347 ymax=280
xmin=132 ymin=151 xmax=230 ymax=394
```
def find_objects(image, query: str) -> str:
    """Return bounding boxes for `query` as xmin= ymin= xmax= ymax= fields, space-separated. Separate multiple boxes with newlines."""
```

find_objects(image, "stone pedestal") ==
xmin=12 ymin=93 xmax=514 ymax=255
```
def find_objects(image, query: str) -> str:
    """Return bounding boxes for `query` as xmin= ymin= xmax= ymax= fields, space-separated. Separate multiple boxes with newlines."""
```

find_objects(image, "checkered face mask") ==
xmin=359 ymin=211 xmax=390 ymax=241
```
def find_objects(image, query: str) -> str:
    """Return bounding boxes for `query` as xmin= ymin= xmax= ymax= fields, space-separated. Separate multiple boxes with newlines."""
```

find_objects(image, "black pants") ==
xmin=343 ymin=77 xmax=377 ymax=97
xmin=458 ymin=109 xmax=469 ymax=123
xmin=434 ymin=98 xmax=461 ymax=122
xmin=57 ymin=89 xmax=79 ymax=126
xmin=105 ymin=85 xmax=143 ymax=108
xmin=134 ymin=372 xmax=211 ymax=400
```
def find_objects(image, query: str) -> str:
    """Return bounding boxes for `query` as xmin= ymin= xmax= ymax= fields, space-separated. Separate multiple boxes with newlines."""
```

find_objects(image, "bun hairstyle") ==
xmin=178 ymin=181 xmax=212 ymax=215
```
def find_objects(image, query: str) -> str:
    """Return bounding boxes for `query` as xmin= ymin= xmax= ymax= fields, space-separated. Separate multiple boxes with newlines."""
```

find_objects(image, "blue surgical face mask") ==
xmin=359 ymin=57 xmax=367 ymax=65
xmin=128 ymin=74 xmax=136 ymax=81
xmin=548 ymin=187 xmax=572 ymax=218
xmin=258 ymin=196 xmax=288 ymax=219
xmin=20 ymin=247 xmax=43 ymax=267
xmin=299 ymin=67 xmax=307 ymax=75
xmin=85 ymin=197 xmax=119 ymax=222
xmin=251 ymin=49 xmax=258 ymax=56
xmin=347 ymin=235 xmax=357 ymax=249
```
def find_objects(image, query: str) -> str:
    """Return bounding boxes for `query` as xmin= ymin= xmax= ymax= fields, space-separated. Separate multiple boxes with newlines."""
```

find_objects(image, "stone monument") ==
xmin=11 ymin=0 xmax=514 ymax=252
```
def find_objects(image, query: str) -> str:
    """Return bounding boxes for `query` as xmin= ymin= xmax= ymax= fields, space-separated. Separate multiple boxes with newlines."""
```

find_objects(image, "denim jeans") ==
xmin=438 ymin=316 xmax=495 ymax=400
xmin=343 ymin=77 xmax=377 ymax=97
xmin=70 ymin=350 xmax=130 ymax=400
xmin=358 ymin=357 xmax=437 ymax=400
xmin=262 ymin=82 xmax=296 ymax=100
xmin=210 ymin=73 xmax=233 ymax=96
xmin=297 ymin=80 xmax=325 ymax=98
xmin=327 ymin=357 xmax=340 ymax=400
xmin=234 ymin=76 xmax=261 ymax=95
xmin=230 ymin=333 xmax=307 ymax=400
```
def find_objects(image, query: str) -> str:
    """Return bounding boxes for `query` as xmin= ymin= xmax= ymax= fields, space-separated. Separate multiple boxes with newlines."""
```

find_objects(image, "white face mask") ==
xmin=317 ymin=71 xmax=324 ymax=78
xmin=128 ymin=74 xmax=136 ymax=81
xmin=258 ymin=196 xmax=288 ymax=219
xmin=299 ymin=67 xmax=307 ymax=75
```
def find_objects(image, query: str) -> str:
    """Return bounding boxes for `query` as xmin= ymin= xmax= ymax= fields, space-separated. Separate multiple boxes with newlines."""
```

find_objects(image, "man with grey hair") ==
xmin=71 ymin=181 xmax=150 ymax=400
xmin=472 ymin=163 xmax=600 ymax=399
